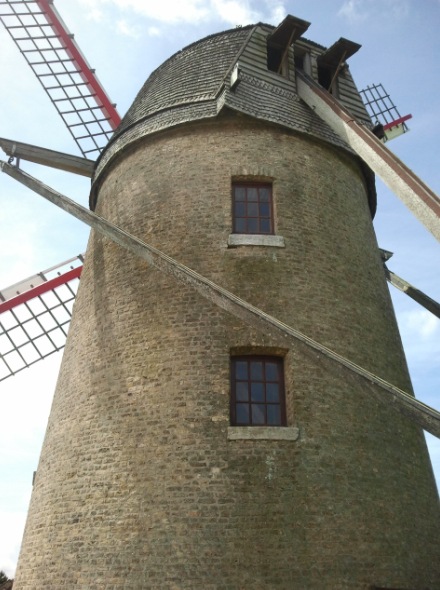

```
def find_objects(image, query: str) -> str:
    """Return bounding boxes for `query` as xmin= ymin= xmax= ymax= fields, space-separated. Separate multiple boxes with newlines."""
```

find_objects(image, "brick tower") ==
xmin=14 ymin=17 xmax=439 ymax=589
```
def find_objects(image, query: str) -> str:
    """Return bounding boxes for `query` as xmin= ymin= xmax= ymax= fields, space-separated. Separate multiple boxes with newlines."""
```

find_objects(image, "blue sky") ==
xmin=0 ymin=0 xmax=439 ymax=577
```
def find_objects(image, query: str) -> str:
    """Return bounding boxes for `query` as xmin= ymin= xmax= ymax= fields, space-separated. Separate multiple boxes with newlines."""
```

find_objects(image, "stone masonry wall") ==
xmin=14 ymin=113 xmax=439 ymax=589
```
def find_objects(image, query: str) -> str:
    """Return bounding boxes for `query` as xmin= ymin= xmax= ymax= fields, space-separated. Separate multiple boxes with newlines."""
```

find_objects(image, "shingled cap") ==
xmin=91 ymin=18 xmax=374 ymax=212
xmin=118 ymin=26 xmax=254 ymax=134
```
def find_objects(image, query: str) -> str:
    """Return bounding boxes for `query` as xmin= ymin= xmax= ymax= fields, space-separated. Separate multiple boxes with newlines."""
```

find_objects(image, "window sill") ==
xmin=227 ymin=234 xmax=285 ymax=248
xmin=227 ymin=426 xmax=299 ymax=441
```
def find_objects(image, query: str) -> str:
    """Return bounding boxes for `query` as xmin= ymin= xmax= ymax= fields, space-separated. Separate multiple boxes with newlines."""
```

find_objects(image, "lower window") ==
xmin=230 ymin=356 xmax=286 ymax=426
xmin=232 ymin=183 xmax=273 ymax=235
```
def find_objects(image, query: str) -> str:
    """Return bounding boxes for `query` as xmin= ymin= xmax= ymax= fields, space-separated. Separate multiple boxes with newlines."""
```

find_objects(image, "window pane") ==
xmin=232 ymin=183 xmax=273 ymax=236
xmin=234 ymin=218 xmax=246 ymax=233
xmin=259 ymin=187 xmax=270 ymax=202
xmin=236 ymin=403 xmax=250 ymax=424
xmin=267 ymin=405 xmax=281 ymax=425
xmin=266 ymin=383 xmax=279 ymax=402
xmin=265 ymin=362 xmax=279 ymax=381
xmin=247 ymin=202 xmax=258 ymax=217
xmin=251 ymin=382 xmax=264 ymax=402
xmin=247 ymin=187 xmax=258 ymax=201
xmin=250 ymin=361 xmax=263 ymax=380
xmin=259 ymin=202 xmax=270 ymax=217
xmin=252 ymin=404 xmax=266 ymax=425
xmin=236 ymin=382 xmax=249 ymax=401
xmin=231 ymin=356 xmax=284 ymax=427
xmin=234 ymin=186 xmax=246 ymax=201
xmin=247 ymin=218 xmax=258 ymax=233
xmin=235 ymin=361 xmax=248 ymax=379
xmin=259 ymin=218 xmax=271 ymax=234
xmin=234 ymin=202 xmax=246 ymax=217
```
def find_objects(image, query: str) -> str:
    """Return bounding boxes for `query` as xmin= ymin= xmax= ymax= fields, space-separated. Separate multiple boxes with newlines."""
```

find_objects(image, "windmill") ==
xmin=0 ymin=1 xmax=438 ymax=387
xmin=0 ymin=1 xmax=439 ymax=587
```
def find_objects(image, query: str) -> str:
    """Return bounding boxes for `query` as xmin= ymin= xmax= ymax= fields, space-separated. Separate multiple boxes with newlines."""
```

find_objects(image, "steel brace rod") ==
xmin=1 ymin=159 xmax=439 ymax=438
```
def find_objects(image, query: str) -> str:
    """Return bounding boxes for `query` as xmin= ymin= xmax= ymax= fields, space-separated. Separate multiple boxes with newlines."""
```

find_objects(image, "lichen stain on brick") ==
xmin=265 ymin=452 xmax=276 ymax=481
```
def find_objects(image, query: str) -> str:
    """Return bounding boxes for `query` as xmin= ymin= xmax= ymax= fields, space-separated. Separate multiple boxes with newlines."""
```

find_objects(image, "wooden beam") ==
xmin=296 ymin=70 xmax=440 ymax=242
xmin=1 ymin=159 xmax=439 ymax=438
xmin=0 ymin=137 xmax=94 ymax=177
xmin=385 ymin=267 xmax=440 ymax=319
xmin=317 ymin=37 xmax=361 ymax=68
xmin=267 ymin=15 xmax=310 ymax=47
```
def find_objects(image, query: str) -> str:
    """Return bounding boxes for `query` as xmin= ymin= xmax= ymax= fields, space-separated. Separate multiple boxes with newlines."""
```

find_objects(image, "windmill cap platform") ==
xmin=90 ymin=16 xmax=376 ymax=214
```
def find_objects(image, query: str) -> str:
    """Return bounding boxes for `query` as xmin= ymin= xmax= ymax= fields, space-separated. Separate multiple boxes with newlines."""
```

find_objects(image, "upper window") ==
xmin=232 ymin=183 xmax=274 ymax=235
xmin=317 ymin=63 xmax=338 ymax=96
xmin=230 ymin=356 xmax=286 ymax=426
xmin=294 ymin=48 xmax=311 ymax=76
xmin=267 ymin=44 xmax=289 ymax=76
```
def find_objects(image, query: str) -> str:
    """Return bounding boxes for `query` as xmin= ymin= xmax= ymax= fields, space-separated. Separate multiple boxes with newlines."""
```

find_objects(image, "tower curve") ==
xmin=14 ymin=17 xmax=439 ymax=590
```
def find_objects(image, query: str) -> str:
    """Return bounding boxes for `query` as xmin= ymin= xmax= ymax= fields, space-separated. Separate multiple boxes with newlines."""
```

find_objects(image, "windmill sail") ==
xmin=0 ymin=255 xmax=82 ymax=381
xmin=0 ymin=0 xmax=120 ymax=158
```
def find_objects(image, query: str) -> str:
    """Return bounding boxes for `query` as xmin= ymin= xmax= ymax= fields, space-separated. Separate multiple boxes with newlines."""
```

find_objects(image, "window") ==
xmin=267 ymin=44 xmax=289 ymax=76
xmin=294 ymin=52 xmax=304 ymax=71
xmin=230 ymin=356 xmax=286 ymax=426
xmin=317 ymin=63 xmax=338 ymax=95
xmin=232 ymin=183 xmax=273 ymax=235
xmin=293 ymin=48 xmax=311 ymax=76
xmin=316 ymin=38 xmax=360 ymax=97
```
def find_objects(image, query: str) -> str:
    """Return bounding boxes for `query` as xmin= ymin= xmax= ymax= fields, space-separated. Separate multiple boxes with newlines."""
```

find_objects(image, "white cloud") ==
xmin=86 ymin=8 xmax=105 ymax=22
xmin=396 ymin=307 xmax=440 ymax=373
xmin=0 ymin=209 xmax=41 ymax=287
xmin=403 ymin=308 xmax=439 ymax=340
xmin=0 ymin=354 xmax=61 ymax=578
xmin=269 ymin=2 xmax=287 ymax=24
xmin=85 ymin=0 xmax=211 ymax=24
xmin=338 ymin=0 xmax=410 ymax=23
xmin=0 ymin=355 xmax=60 ymax=448
xmin=210 ymin=0 xmax=259 ymax=25
xmin=338 ymin=0 xmax=368 ymax=22
xmin=385 ymin=0 xmax=410 ymax=19
xmin=0 ymin=511 xmax=27 ymax=578
xmin=116 ymin=18 xmax=141 ymax=38
xmin=77 ymin=0 xmax=287 ymax=27
xmin=147 ymin=26 xmax=162 ymax=37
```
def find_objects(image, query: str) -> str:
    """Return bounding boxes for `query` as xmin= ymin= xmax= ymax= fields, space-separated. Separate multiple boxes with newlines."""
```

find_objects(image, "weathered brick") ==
xmin=14 ymin=24 xmax=439 ymax=590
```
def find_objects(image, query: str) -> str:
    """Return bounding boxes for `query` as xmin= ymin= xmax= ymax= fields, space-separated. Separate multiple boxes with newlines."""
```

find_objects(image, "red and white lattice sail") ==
xmin=0 ymin=0 xmax=123 ymax=379
xmin=0 ymin=0 xmax=121 ymax=159
xmin=0 ymin=256 xmax=83 ymax=381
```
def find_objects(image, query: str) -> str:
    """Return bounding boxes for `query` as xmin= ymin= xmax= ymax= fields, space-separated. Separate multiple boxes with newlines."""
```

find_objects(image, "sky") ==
xmin=0 ymin=0 xmax=439 ymax=578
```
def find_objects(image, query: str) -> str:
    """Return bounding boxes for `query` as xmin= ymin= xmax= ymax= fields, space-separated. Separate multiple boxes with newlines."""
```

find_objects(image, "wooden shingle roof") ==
xmin=91 ymin=19 xmax=373 ymax=209
xmin=118 ymin=26 xmax=254 ymax=135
